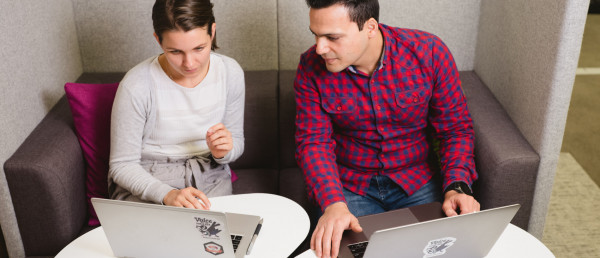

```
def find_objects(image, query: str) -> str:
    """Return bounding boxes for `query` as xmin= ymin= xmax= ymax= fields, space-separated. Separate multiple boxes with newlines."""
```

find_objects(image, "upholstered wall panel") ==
xmin=474 ymin=0 xmax=589 ymax=238
xmin=0 ymin=1 xmax=83 ymax=257
xmin=72 ymin=0 xmax=278 ymax=72
xmin=213 ymin=1 xmax=278 ymax=71
xmin=278 ymin=0 xmax=481 ymax=70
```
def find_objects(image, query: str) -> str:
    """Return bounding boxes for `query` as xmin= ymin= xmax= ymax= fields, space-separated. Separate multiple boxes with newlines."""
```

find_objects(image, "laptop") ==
xmin=91 ymin=198 xmax=263 ymax=258
xmin=339 ymin=202 xmax=520 ymax=258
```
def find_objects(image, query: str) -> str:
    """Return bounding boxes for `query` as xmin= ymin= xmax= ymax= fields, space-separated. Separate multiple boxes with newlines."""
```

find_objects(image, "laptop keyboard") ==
xmin=348 ymin=241 xmax=369 ymax=257
xmin=230 ymin=234 xmax=243 ymax=252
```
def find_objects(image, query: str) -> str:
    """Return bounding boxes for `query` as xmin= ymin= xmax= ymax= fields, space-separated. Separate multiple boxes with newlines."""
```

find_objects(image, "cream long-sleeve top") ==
xmin=108 ymin=52 xmax=245 ymax=204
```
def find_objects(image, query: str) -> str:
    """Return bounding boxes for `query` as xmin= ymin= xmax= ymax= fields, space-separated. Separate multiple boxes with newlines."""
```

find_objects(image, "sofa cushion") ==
xmin=231 ymin=168 xmax=279 ymax=194
xmin=65 ymin=82 xmax=119 ymax=226
xmin=229 ymin=71 xmax=279 ymax=170
xmin=278 ymin=71 xmax=298 ymax=169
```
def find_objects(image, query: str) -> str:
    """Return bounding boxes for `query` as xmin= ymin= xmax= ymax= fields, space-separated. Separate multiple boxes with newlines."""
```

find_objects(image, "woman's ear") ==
xmin=154 ymin=32 xmax=162 ymax=46
xmin=211 ymin=23 xmax=216 ymax=40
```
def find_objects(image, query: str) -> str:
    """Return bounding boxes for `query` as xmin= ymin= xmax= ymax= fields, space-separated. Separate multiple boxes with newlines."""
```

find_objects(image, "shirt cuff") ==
xmin=214 ymin=151 xmax=234 ymax=164
xmin=319 ymin=193 xmax=346 ymax=212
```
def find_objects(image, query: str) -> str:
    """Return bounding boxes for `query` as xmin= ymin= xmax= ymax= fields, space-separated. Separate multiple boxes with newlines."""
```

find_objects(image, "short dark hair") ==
xmin=152 ymin=0 xmax=218 ymax=50
xmin=305 ymin=0 xmax=379 ymax=30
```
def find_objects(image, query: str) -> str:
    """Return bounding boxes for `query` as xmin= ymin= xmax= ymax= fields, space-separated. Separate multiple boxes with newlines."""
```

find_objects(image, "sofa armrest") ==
xmin=460 ymin=71 xmax=540 ymax=230
xmin=3 ymin=97 xmax=87 ymax=256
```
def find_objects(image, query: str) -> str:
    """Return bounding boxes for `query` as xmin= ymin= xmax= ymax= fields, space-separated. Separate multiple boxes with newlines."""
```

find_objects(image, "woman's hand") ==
xmin=163 ymin=187 xmax=211 ymax=210
xmin=206 ymin=123 xmax=233 ymax=159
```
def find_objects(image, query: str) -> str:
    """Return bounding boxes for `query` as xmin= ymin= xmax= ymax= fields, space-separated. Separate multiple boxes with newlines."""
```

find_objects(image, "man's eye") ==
xmin=327 ymin=37 xmax=339 ymax=41
xmin=170 ymin=50 xmax=181 ymax=54
xmin=195 ymin=47 xmax=204 ymax=51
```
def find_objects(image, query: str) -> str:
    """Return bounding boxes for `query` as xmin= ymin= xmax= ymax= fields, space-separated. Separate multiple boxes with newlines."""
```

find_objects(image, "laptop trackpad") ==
xmin=359 ymin=208 xmax=419 ymax=238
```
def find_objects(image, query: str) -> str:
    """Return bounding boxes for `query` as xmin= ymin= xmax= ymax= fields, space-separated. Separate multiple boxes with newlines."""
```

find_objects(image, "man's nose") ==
xmin=315 ymin=37 xmax=329 ymax=55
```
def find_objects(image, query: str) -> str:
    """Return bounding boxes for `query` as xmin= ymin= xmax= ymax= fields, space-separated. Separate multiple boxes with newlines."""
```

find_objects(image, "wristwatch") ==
xmin=444 ymin=182 xmax=473 ymax=196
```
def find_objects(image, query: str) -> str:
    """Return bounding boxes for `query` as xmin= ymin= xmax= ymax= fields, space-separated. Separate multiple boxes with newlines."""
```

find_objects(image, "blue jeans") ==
xmin=342 ymin=175 xmax=442 ymax=217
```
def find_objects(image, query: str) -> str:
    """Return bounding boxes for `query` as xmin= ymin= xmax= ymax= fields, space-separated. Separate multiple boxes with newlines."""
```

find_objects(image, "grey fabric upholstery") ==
xmin=3 ymin=70 xmax=539 ymax=257
xmin=232 ymin=169 xmax=279 ymax=194
xmin=460 ymin=71 xmax=540 ymax=229
xmin=229 ymin=71 xmax=279 ymax=170
xmin=3 ymin=97 xmax=87 ymax=256
xmin=279 ymin=71 xmax=298 ymax=169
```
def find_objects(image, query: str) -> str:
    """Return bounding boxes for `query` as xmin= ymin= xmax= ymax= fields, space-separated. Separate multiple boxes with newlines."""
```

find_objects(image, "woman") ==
xmin=108 ymin=0 xmax=244 ymax=210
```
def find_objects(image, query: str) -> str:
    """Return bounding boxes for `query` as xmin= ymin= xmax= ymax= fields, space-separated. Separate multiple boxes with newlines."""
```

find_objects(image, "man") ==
xmin=294 ymin=0 xmax=480 ymax=257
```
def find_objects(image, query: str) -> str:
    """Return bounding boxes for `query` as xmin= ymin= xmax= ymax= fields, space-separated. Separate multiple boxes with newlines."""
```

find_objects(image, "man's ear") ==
xmin=365 ymin=18 xmax=379 ymax=38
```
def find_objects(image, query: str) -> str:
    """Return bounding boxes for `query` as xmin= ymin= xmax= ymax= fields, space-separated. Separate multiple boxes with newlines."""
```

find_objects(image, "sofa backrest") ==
xmin=71 ymin=0 xmax=485 ymax=72
xmin=71 ymin=0 xmax=279 ymax=72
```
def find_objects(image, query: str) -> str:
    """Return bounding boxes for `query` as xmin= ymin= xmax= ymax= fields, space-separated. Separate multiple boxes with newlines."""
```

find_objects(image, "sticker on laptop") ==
xmin=423 ymin=237 xmax=456 ymax=257
xmin=195 ymin=217 xmax=222 ymax=239
xmin=204 ymin=241 xmax=224 ymax=256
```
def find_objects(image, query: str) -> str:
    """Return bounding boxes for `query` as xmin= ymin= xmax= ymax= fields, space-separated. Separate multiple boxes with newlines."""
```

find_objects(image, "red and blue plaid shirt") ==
xmin=294 ymin=24 xmax=478 ymax=210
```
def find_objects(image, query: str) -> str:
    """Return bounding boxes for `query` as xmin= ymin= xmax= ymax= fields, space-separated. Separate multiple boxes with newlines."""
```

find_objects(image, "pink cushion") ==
xmin=65 ymin=82 xmax=239 ymax=226
xmin=65 ymin=82 xmax=119 ymax=226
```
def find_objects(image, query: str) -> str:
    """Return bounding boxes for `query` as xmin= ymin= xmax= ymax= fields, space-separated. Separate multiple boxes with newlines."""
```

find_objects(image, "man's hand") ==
xmin=163 ymin=187 xmax=211 ymax=210
xmin=442 ymin=190 xmax=480 ymax=216
xmin=311 ymin=202 xmax=362 ymax=258
xmin=206 ymin=123 xmax=233 ymax=159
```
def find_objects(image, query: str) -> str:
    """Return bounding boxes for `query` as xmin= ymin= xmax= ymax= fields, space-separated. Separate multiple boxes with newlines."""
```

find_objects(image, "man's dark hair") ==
xmin=305 ymin=0 xmax=379 ymax=30
xmin=152 ymin=0 xmax=218 ymax=50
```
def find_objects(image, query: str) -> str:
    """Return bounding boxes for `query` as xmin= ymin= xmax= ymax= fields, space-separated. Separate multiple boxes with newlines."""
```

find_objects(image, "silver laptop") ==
xmin=340 ymin=203 xmax=520 ymax=258
xmin=91 ymin=198 xmax=263 ymax=258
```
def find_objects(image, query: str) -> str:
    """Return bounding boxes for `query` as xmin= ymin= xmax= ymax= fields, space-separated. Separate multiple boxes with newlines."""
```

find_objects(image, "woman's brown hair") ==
xmin=152 ymin=0 xmax=218 ymax=50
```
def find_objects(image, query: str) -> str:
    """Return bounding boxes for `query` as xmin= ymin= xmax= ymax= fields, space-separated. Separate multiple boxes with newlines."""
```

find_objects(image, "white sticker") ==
xmin=423 ymin=237 xmax=456 ymax=257
xmin=195 ymin=216 xmax=222 ymax=239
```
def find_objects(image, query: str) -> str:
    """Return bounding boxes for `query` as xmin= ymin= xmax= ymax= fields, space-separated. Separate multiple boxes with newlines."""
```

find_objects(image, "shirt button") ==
xmin=379 ymin=127 xmax=384 ymax=131
xmin=380 ymin=154 xmax=384 ymax=158
xmin=376 ymin=105 xmax=381 ymax=110
xmin=413 ymin=97 xmax=418 ymax=103
xmin=371 ymin=79 xmax=375 ymax=83
xmin=337 ymin=106 xmax=342 ymax=111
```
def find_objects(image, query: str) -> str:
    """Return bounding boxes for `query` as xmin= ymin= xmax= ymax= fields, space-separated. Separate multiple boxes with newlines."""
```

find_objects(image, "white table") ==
xmin=296 ymin=224 xmax=554 ymax=258
xmin=56 ymin=193 xmax=310 ymax=258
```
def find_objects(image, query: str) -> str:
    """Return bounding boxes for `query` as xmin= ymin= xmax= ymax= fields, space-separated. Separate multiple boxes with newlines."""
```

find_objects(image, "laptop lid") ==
xmin=339 ymin=202 xmax=444 ymax=258
xmin=364 ymin=204 xmax=520 ymax=258
xmin=91 ymin=198 xmax=261 ymax=258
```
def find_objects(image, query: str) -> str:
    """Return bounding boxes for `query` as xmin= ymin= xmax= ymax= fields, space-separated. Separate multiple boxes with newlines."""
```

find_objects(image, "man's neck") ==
xmin=354 ymin=29 xmax=384 ymax=76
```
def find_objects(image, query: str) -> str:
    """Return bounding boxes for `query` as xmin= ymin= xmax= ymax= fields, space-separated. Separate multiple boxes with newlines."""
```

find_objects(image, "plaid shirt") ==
xmin=294 ymin=24 xmax=478 ymax=210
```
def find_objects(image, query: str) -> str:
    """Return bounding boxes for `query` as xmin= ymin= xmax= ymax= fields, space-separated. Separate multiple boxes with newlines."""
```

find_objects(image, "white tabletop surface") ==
xmin=56 ymin=193 xmax=310 ymax=258
xmin=296 ymin=223 xmax=554 ymax=258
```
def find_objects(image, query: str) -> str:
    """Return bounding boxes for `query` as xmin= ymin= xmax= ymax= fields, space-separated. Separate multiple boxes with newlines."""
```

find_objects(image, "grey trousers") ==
xmin=112 ymin=155 xmax=233 ymax=204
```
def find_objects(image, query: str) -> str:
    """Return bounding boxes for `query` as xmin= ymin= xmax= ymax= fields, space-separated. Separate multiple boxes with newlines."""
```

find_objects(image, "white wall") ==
xmin=0 ymin=1 xmax=83 ymax=257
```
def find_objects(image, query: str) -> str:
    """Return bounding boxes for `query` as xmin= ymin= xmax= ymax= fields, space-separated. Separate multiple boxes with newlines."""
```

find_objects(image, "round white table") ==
xmin=295 ymin=223 xmax=554 ymax=258
xmin=56 ymin=193 xmax=310 ymax=258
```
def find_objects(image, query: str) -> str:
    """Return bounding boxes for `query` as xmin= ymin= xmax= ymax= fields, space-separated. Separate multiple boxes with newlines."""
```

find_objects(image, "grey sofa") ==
xmin=3 ymin=69 xmax=539 ymax=257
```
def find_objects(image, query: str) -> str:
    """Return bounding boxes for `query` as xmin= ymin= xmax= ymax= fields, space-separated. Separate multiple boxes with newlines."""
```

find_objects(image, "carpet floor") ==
xmin=542 ymin=153 xmax=600 ymax=257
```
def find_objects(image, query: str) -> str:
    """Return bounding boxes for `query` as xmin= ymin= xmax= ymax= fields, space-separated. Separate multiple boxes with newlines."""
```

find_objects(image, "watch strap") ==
xmin=443 ymin=182 xmax=473 ymax=196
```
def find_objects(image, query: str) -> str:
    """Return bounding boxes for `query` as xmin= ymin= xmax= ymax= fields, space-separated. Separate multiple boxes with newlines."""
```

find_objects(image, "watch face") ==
xmin=455 ymin=185 xmax=465 ymax=194
xmin=445 ymin=182 xmax=473 ymax=196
